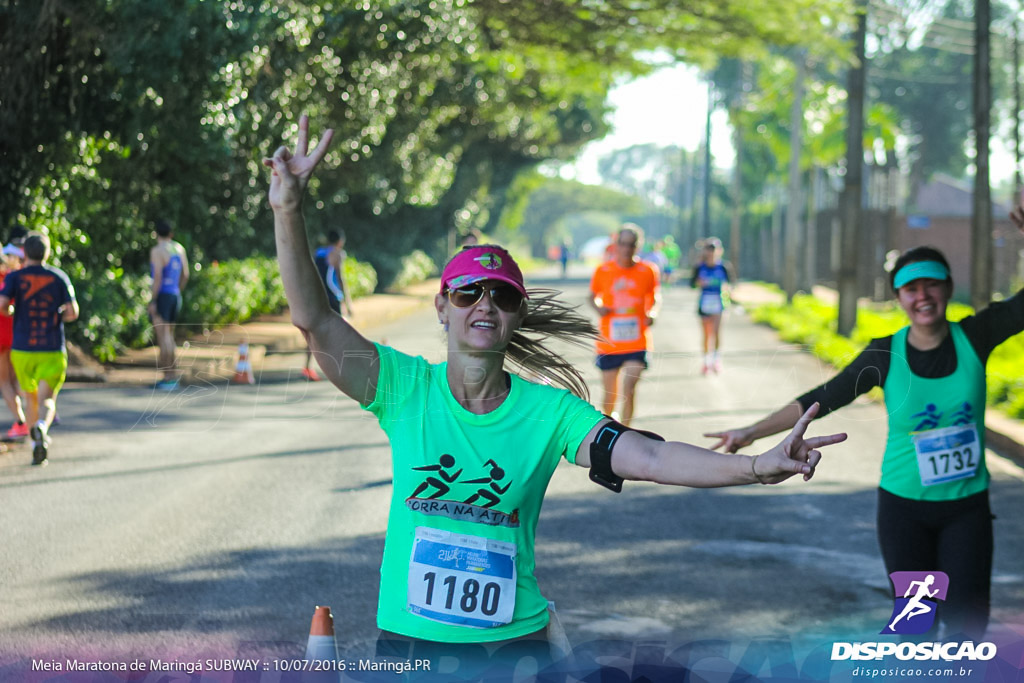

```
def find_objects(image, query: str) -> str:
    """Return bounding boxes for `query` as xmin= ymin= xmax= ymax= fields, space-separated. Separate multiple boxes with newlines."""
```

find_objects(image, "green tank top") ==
xmin=881 ymin=323 xmax=989 ymax=500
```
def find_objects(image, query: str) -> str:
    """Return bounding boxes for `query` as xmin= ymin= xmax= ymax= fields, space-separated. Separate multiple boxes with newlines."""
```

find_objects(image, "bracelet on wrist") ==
xmin=750 ymin=454 xmax=770 ymax=485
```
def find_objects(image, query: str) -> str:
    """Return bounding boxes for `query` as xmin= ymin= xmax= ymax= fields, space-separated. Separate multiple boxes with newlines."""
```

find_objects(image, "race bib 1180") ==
xmin=407 ymin=527 xmax=517 ymax=628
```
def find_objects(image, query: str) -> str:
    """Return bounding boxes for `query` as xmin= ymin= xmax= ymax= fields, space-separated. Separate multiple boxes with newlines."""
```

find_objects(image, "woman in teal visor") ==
xmin=706 ymin=203 xmax=1024 ymax=641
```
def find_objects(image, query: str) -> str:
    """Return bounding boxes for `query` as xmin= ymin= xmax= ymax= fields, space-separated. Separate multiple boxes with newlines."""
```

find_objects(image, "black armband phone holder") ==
xmin=589 ymin=418 xmax=665 ymax=493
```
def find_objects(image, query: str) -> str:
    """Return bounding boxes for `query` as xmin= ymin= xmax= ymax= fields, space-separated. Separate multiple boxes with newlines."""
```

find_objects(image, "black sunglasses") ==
xmin=446 ymin=283 xmax=524 ymax=313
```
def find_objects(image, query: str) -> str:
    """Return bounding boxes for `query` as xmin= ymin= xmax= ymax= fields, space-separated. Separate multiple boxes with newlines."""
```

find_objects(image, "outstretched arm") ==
xmin=575 ymin=403 xmax=846 ymax=487
xmin=264 ymin=115 xmax=378 ymax=404
xmin=178 ymin=246 xmax=190 ymax=292
xmin=704 ymin=401 xmax=805 ymax=454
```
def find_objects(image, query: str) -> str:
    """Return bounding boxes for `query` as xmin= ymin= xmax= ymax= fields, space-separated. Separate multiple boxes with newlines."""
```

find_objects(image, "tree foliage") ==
xmin=2 ymin=0 xmax=858 ymax=300
xmin=867 ymin=0 xmax=1020 ymax=189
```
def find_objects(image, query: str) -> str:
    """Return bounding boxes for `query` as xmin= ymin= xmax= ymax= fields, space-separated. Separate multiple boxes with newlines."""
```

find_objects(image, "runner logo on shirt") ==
xmin=19 ymin=274 xmax=56 ymax=301
xmin=881 ymin=571 xmax=948 ymax=635
xmin=951 ymin=402 xmax=974 ymax=426
xmin=911 ymin=403 xmax=942 ymax=431
xmin=406 ymin=454 xmax=520 ymax=527
xmin=612 ymin=277 xmax=632 ymax=292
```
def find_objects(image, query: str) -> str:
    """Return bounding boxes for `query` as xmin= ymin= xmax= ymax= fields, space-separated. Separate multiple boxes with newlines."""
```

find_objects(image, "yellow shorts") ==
xmin=10 ymin=350 xmax=68 ymax=395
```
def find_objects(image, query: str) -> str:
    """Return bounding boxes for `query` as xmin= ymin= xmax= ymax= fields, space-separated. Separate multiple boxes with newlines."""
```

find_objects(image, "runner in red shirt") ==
xmin=0 ymin=234 xmax=27 ymax=441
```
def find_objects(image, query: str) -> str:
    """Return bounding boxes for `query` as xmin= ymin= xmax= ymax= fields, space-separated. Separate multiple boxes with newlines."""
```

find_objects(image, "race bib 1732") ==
xmin=912 ymin=423 xmax=980 ymax=487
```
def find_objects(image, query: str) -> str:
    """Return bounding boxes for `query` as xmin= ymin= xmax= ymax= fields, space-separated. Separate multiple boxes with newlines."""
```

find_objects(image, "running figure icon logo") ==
xmin=881 ymin=571 xmax=949 ymax=635
xmin=474 ymin=253 xmax=502 ymax=270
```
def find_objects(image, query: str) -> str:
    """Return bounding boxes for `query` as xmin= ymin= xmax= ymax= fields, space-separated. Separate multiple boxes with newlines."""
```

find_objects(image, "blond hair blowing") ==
xmin=505 ymin=288 xmax=598 ymax=401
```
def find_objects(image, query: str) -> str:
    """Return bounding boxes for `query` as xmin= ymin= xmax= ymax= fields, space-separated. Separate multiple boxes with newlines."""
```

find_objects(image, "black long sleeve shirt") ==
xmin=796 ymin=291 xmax=1024 ymax=416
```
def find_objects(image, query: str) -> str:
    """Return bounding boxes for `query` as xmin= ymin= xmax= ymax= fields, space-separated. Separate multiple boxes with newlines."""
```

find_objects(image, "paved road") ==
xmin=3 ymin=266 xmax=1024 ymax=671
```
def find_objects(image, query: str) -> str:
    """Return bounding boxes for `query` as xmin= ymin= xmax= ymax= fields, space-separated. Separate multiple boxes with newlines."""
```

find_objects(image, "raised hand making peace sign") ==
xmin=262 ymin=114 xmax=334 ymax=212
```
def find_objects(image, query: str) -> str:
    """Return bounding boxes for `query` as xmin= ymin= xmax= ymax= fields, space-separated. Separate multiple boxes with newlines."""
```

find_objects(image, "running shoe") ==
xmin=301 ymin=367 xmax=321 ymax=381
xmin=30 ymin=422 xmax=49 ymax=466
xmin=154 ymin=378 xmax=180 ymax=391
xmin=5 ymin=422 xmax=28 ymax=441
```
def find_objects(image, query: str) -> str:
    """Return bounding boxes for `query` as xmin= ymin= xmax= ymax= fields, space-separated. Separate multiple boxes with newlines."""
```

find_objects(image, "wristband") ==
xmin=750 ymin=455 xmax=769 ymax=485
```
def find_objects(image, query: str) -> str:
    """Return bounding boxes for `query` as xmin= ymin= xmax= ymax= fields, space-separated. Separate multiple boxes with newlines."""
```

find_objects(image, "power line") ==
xmin=869 ymin=0 xmax=1019 ymax=39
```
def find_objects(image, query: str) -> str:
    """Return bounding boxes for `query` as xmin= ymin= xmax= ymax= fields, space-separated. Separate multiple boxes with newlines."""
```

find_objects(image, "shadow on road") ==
xmin=9 ymin=464 xmax=1024 ymax=660
xmin=0 ymin=441 xmax=388 ymax=490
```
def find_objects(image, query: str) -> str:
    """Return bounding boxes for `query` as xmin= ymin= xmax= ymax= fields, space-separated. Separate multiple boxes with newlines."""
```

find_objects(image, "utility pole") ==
xmin=784 ymin=52 xmax=807 ymax=301
xmin=971 ymin=0 xmax=992 ymax=309
xmin=687 ymin=153 xmax=698 ymax=250
xmin=729 ymin=121 xmax=743 ymax=276
xmin=838 ymin=1 xmax=867 ymax=336
xmin=702 ymin=79 xmax=714 ymax=239
xmin=1014 ymin=15 xmax=1022 ymax=206
xmin=728 ymin=62 xmax=750 ymax=277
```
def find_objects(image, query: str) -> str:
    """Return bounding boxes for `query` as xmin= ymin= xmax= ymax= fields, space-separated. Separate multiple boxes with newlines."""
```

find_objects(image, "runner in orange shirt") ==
xmin=589 ymin=224 xmax=660 ymax=425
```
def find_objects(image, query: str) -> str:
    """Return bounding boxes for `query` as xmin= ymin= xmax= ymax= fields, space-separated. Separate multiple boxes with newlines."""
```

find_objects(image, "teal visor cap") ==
xmin=893 ymin=260 xmax=950 ymax=289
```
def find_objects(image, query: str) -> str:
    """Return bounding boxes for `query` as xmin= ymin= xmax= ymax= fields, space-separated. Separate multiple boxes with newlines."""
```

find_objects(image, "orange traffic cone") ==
xmin=232 ymin=342 xmax=255 ymax=384
xmin=304 ymin=605 xmax=339 ymax=662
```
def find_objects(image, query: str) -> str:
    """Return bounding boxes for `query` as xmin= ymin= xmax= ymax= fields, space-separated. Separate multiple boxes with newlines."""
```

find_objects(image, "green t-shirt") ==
xmin=363 ymin=343 xmax=605 ymax=642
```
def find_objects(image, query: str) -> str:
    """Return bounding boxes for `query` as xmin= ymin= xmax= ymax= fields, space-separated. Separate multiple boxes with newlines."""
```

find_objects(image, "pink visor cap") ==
xmin=440 ymin=246 xmax=528 ymax=298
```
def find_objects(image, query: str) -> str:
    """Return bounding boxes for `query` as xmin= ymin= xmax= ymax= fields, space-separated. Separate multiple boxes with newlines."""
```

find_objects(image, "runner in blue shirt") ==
xmin=303 ymin=230 xmax=354 ymax=381
xmin=690 ymin=238 xmax=732 ymax=374
xmin=0 ymin=232 xmax=78 ymax=466
xmin=148 ymin=219 xmax=189 ymax=390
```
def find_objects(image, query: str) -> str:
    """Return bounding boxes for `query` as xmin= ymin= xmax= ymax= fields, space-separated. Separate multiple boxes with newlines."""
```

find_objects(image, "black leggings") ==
xmin=876 ymin=488 xmax=993 ymax=640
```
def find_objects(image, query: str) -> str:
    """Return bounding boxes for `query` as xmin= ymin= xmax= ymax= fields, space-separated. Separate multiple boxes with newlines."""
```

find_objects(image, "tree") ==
xmin=503 ymin=176 xmax=641 ymax=257
xmin=2 ymin=0 xmax=859 ymax=294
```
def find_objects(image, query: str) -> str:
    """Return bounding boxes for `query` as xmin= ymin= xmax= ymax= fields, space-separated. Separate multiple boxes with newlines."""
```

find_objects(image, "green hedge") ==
xmin=67 ymin=254 xmax=379 ymax=362
xmin=747 ymin=286 xmax=1024 ymax=419
xmin=343 ymin=255 xmax=378 ymax=299
xmin=68 ymin=268 xmax=153 ymax=363
xmin=179 ymin=258 xmax=289 ymax=328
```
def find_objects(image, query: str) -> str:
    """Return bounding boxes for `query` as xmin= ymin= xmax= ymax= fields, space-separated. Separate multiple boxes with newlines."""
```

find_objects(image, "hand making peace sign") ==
xmin=262 ymin=114 xmax=334 ymax=212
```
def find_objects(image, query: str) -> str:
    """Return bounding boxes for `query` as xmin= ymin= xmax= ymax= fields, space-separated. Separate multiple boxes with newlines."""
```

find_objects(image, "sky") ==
xmin=560 ymin=61 xmax=1020 ymax=191
xmin=560 ymin=62 xmax=734 ymax=185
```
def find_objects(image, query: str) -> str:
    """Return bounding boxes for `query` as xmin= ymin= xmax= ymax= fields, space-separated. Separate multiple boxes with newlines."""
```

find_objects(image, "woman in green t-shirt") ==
xmin=264 ymin=116 xmax=848 ymax=658
xmin=707 ymin=203 xmax=1024 ymax=641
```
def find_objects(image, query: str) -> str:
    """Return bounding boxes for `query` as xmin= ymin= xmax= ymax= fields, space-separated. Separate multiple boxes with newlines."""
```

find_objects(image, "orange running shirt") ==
xmin=590 ymin=260 xmax=659 ymax=355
